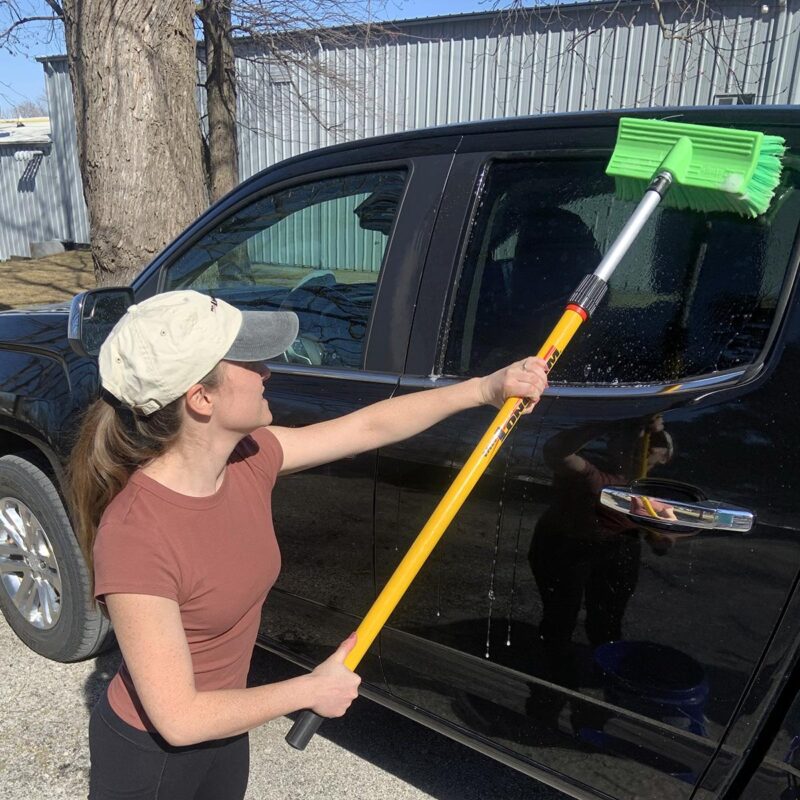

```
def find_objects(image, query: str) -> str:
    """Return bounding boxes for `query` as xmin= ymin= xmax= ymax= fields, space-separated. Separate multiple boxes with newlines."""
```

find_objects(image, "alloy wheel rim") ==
xmin=0 ymin=497 xmax=62 ymax=629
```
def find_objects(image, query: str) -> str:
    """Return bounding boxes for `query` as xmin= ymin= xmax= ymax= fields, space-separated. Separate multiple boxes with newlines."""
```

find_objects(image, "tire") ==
xmin=0 ymin=453 xmax=114 ymax=662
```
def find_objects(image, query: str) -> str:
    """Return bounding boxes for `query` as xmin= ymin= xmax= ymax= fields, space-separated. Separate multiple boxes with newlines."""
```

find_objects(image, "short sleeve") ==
xmin=93 ymin=520 xmax=181 ymax=603
xmin=235 ymin=427 xmax=284 ymax=489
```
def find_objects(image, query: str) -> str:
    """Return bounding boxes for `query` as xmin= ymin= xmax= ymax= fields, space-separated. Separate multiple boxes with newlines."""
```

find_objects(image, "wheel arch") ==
xmin=0 ymin=424 xmax=71 ymax=519
xmin=0 ymin=425 xmax=66 ymax=482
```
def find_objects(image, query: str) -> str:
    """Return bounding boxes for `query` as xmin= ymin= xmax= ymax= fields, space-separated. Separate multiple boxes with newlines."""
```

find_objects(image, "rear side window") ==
xmin=443 ymin=159 xmax=799 ymax=385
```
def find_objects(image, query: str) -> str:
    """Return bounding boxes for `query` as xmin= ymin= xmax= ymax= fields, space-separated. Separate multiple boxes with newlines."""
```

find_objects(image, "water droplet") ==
xmin=483 ymin=440 xmax=515 ymax=662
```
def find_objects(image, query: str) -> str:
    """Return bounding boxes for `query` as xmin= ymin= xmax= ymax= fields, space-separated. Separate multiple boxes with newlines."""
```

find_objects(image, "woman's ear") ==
xmin=184 ymin=382 xmax=214 ymax=419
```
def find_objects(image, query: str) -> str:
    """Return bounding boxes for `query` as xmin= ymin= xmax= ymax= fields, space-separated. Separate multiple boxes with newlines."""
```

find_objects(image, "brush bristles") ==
xmin=615 ymin=134 xmax=786 ymax=219
xmin=745 ymin=136 xmax=785 ymax=216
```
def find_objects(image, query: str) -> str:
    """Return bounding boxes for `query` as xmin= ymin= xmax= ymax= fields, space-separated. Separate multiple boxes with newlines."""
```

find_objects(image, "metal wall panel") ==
xmin=233 ymin=0 xmax=800 ymax=182
xmin=243 ymin=173 xmax=399 ymax=273
xmin=0 ymin=58 xmax=89 ymax=261
xmin=0 ymin=145 xmax=68 ymax=262
xmin=42 ymin=59 xmax=90 ymax=247
xmin=245 ymin=194 xmax=388 ymax=272
xmin=11 ymin=0 xmax=798 ymax=261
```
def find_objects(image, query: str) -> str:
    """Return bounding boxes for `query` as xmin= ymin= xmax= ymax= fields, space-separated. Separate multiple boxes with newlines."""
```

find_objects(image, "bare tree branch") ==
xmin=224 ymin=0 xmax=398 ymax=144
xmin=41 ymin=0 xmax=62 ymax=16
xmin=0 ymin=0 xmax=63 ymax=51
xmin=1 ymin=14 xmax=58 ymax=43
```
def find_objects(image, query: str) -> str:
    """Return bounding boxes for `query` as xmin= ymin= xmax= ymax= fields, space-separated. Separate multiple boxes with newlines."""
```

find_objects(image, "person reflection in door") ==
xmin=528 ymin=415 xmax=674 ymax=689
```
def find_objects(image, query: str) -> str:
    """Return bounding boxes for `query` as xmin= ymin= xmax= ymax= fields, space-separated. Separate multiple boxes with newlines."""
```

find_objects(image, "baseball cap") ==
xmin=98 ymin=290 xmax=299 ymax=415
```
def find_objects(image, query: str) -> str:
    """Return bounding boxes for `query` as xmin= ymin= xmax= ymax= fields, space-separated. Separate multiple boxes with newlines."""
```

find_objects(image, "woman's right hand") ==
xmin=308 ymin=633 xmax=362 ymax=717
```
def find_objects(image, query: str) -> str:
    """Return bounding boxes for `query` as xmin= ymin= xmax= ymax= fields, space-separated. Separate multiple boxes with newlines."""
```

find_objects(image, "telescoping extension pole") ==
xmin=285 ymin=175 xmax=673 ymax=750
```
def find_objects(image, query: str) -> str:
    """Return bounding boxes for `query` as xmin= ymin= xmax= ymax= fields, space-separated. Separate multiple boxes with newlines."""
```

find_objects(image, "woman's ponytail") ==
xmin=66 ymin=367 xmax=220 ymax=590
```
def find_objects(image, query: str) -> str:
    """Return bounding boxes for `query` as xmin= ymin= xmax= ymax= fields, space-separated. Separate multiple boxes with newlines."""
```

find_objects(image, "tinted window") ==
xmin=164 ymin=171 xmax=406 ymax=368
xmin=444 ymin=159 xmax=799 ymax=384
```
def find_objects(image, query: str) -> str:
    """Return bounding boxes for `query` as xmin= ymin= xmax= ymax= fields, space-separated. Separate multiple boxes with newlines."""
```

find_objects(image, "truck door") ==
xmin=376 ymin=121 xmax=800 ymax=798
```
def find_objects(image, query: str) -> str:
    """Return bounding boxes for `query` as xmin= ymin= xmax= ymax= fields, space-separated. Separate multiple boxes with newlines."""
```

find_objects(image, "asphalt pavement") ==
xmin=0 ymin=619 xmax=568 ymax=800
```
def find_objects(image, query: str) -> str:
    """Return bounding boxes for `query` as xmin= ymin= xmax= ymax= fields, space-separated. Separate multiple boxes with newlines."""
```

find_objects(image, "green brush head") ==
xmin=606 ymin=117 xmax=786 ymax=218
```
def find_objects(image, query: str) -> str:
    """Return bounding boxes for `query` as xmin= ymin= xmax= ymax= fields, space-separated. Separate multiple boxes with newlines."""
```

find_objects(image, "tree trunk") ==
xmin=198 ymin=0 xmax=239 ymax=203
xmin=62 ymin=0 xmax=208 ymax=286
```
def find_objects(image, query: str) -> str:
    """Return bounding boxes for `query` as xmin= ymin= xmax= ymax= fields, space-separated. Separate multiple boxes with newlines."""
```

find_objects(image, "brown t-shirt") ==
xmin=93 ymin=427 xmax=283 ymax=732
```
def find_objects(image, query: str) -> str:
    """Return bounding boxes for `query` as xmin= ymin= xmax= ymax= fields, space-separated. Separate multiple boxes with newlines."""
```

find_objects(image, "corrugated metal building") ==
xmin=41 ymin=58 xmax=91 ymax=249
xmin=232 ymin=0 xmax=800 ymax=174
xmin=2 ymin=0 xmax=799 ymax=260
xmin=0 ymin=117 xmax=71 ymax=262
xmin=0 ymin=58 xmax=92 ymax=261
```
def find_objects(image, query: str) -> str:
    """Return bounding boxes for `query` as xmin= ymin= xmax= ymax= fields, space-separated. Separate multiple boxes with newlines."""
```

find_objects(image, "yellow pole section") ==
xmin=344 ymin=306 xmax=586 ymax=669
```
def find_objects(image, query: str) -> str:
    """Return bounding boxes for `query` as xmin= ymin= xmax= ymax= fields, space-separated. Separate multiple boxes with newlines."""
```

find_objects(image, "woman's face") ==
xmin=211 ymin=360 xmax=273 ymax=433
xmin=647 ymin=445 xmax=671 ymax=470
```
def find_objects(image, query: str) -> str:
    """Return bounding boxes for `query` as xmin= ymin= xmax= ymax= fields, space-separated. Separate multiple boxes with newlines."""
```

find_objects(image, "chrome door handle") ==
xmin=599 ymin=487 xmax=755 ymax=533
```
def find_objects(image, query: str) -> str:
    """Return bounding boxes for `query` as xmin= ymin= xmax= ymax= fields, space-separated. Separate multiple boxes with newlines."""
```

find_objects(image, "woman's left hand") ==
xmin=478 ymin=356 xmax=549 ymax=411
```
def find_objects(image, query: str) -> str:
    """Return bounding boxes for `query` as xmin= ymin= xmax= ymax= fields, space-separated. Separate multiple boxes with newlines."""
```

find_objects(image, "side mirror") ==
xmin=68 ymin=288 xmax=134 ymax=357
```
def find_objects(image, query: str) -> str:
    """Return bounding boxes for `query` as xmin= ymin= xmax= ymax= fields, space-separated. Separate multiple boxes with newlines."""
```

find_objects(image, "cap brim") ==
xmin=224 ymin=310 xmax=299 ymax=362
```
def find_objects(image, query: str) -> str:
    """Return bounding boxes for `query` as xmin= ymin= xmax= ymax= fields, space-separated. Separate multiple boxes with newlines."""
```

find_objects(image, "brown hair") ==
xmin=67 ymin=366 xmax=222 ymax=590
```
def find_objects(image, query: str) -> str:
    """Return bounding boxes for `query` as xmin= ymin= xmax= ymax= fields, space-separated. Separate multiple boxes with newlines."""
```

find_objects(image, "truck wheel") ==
xmin=0 ymin=454 xmax=113 ymax=662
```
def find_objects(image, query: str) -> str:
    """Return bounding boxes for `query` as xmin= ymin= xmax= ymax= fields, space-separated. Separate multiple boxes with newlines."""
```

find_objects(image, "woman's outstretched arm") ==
xmin=271 ymin=356 xmax=548 ymax=475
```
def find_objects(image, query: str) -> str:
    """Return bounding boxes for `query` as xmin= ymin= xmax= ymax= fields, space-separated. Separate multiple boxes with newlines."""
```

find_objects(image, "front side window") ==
xmin=164 ymin=170 xmax=406 ymax=368
xmin=444 ymin=159 xmax=798 ymax=385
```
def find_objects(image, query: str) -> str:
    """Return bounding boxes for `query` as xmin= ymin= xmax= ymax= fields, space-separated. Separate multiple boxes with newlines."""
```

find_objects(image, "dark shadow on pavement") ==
xmin=82 ymin=644 xmax=122 ymax=712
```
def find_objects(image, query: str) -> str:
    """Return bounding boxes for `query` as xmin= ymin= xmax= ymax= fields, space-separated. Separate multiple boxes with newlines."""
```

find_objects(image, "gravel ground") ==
xmin=0 ymin=619 xmax=568 ymax=800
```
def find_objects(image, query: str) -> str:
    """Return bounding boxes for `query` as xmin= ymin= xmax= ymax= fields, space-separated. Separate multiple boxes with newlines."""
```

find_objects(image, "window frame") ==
xmin=427 ymin=150 xmax=800 ymax=399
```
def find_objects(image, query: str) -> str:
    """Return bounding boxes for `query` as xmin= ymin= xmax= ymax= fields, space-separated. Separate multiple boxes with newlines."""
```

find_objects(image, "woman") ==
xmin=68 ymin=290 xmax=548 ymax=800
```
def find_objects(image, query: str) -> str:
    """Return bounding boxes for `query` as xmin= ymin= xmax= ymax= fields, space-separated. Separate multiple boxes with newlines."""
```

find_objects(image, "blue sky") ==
xmin=0 ymin=21 xmax=63 ymax=114
xmin=0 ymin=0 xmax=495 ymax=115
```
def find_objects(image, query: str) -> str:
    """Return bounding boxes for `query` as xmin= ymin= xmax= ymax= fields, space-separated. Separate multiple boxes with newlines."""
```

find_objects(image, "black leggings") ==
xmin=88 ymin=692 xmax=249 ymax=800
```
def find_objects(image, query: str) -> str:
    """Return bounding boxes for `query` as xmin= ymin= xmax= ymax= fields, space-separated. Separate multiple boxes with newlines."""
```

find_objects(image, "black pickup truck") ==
xmin=1 ymin=106 xmax=799 ymax=800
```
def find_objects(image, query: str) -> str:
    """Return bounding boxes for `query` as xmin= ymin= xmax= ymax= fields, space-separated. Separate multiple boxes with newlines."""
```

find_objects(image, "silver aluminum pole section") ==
xmin=593 ymin=172 xmax=673 ymax=284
